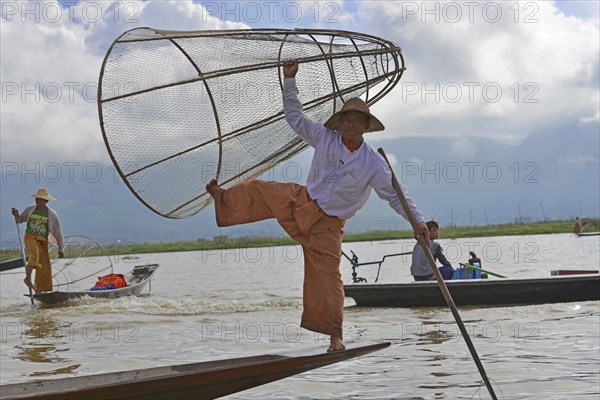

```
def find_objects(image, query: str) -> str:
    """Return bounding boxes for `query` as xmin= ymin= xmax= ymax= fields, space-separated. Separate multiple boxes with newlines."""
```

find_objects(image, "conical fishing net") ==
xmin=98 ymin=28 xmax=404 ymax=218
xmin=48 ymin=235 xmax=113 ymax=292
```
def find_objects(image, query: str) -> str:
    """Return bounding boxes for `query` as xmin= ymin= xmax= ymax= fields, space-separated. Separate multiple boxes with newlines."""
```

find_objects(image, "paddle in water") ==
xmin=14 ymin=216 xmax=35 ymax=311
xmin=378 ymin=147 xmax=498 ymax=400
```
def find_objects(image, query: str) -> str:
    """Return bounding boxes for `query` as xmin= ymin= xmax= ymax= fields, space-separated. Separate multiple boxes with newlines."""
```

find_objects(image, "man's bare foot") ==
xmin=23 ymin=278 xmax=34 ymax=290
xmin=327 ymin=336 xmax=345 ymax=352
xmin=205 ymin=179 xmax=222 ymax=199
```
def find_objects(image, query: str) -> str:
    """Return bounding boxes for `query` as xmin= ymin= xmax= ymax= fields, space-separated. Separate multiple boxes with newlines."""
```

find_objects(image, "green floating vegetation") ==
xmin=1 ymin=219 xmax=598 ymax=261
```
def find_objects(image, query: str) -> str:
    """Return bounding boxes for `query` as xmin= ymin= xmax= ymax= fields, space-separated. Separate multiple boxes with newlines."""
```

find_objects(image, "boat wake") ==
xmin=5 ymin=296 xmax=304 ymax=317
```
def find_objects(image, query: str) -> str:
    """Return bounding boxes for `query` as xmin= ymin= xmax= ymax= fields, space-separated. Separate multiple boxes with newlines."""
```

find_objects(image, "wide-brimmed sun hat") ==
xmin=324 ymin=98 xmax=385 ymax=133
xmin=31 ymin=188 xmax=56 ymax=201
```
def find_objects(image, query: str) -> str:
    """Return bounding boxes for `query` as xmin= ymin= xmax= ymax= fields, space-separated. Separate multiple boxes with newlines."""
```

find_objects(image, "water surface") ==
xmin=1 ymin=233 xmax=598 ymax=399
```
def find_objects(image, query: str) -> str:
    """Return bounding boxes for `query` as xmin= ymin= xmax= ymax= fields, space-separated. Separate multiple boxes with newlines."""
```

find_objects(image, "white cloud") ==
xmin=1 ymin=9 xmax=100 ymax=162
xmin=0 ymin=0 xmax=361 ymax=165
xmin=407 ymin=157 xmax=423 ymax=164
xmin=449 ymin=138 xmax=478 ymax=157
xmin=580 ymin=108 xmax=600 ymax=124
xmin=557 ymin=155 xmax=598 ymax=166
xmin=555 ymin=0 xmax=600 ymax=19
xmin=355 ymin=1 xmax=600 ymax=144
xmin=1 ymin=0 xmax=598 ymax=166
xmin=0 ymin=0 xmax=247 ymax=164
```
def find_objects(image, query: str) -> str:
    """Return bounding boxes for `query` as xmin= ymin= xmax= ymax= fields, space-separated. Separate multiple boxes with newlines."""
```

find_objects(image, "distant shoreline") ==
xmin=1 ymin=219 xmax=598 ymax=261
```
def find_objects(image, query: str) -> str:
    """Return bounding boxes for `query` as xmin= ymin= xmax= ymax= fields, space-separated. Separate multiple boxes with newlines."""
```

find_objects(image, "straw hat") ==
xmin=324 ymin=98 xmax=385 ymax=133
xmin=31 ymin=188 xmax=56 ymax=201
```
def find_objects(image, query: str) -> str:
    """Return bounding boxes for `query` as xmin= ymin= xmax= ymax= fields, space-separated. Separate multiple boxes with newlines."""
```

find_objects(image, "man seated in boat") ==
xmin=410 ymin=221 xmax=452 ymax=281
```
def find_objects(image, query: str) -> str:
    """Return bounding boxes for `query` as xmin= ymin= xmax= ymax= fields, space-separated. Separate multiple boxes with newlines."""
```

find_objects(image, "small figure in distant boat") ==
xmin=574 ymin=217 xmax=582 ymax=235
xmin=12 ymin=188 xmax=65 ymax=292
xmin=410 ymin=221 xmax=452 ymax=281
xmin=468 ymin=251 xmax=482 ymax=268
xmin=206 ymin=59 xmax=429 ymax=352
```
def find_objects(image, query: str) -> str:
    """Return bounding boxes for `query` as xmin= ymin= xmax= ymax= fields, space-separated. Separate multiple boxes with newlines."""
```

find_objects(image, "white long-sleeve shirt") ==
xmin=283 ymin=78 xmax=425 ymax=223
xmin=17 ymin=205 xmax=65 ymax=251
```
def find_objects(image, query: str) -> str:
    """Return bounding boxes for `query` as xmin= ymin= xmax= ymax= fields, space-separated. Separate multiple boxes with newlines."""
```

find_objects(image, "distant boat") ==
xmin=0 ymin=342 xmax=389 ymax=400
xmin=576 ymin=232 xmax=600 ymax=237
xmin=344 ymin=274 xmax=600 ymax=308
xmin=0 ymin=257 xmax=25 ymax=272
xmin=31 ymin=264 xmax=159 ymax=305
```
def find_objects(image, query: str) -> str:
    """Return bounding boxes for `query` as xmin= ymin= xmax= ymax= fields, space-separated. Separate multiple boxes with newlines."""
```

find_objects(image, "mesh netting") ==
xmin=48 ymin=235 xmax=113 ymax=292
xmin=98 ymin=28 xmax=405 ymax=218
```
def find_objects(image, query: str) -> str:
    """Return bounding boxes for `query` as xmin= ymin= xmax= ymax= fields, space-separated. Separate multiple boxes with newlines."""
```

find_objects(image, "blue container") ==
xmin=472 ymin=263 xmax=482 ymax=279
xmin=453 ymin=268 xmax=467 ymax=280
xmin=453 ymin=267 xmax=481 ymax=280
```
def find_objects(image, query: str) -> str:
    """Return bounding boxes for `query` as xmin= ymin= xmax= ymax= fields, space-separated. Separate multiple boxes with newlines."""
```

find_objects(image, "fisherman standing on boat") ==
xmin=411 ymin=221 xmax=452 ymax=281
xmin=574 ymin=217 xmax=582 ymax=235
xmin=12 ymin=188 xmax=65 ymax=292
xmin=206 ymin=59 xmax=428 ymax=352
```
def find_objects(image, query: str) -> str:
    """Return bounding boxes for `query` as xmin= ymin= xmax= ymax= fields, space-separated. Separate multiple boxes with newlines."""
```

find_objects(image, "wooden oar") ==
xmin=14 ymin=216 xmax=36 ymax=310
xmin=459 ymin=263 xmax=507 ymax=278
xmin=378 ymin=148 xmax=497 ymax=400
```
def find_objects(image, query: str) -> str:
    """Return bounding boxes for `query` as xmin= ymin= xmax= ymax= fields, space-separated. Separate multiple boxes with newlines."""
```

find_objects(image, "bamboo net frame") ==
xmin=98 ymin=28 xmax=405 ymax=218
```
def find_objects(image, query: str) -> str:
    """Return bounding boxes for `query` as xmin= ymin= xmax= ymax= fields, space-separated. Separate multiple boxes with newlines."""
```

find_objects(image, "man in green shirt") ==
xmin=12 ymin=188 xmax=65 ymax=292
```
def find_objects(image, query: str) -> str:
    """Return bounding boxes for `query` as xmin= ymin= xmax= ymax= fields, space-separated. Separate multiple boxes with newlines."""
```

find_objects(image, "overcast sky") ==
xmin=1 ymin=0 xmax=598 ymax=237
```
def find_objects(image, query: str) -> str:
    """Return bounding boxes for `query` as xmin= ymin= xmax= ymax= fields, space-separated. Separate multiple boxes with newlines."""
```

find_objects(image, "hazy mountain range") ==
xmin=2 ymin=119 xmax=597 ymax=246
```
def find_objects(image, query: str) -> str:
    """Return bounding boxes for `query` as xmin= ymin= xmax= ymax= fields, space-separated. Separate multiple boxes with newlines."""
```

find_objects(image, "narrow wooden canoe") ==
xmin=0 ymin=257 xmax=25 ymax=272
xmin=31 ymin=264 xmax=159 ymax=305
xmin=344 ymin=275 xmax=600 ymax=308
xmin=0 ymin=342 xmax=390 ymax=400
xmin=551 ymin=269 xmax=599 ymax=276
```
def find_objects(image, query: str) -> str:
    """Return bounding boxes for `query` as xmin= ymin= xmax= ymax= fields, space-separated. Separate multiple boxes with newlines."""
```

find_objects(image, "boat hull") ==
xmin=0 ymin=257 xmax=25 ymax=272
xmin=32 ymin=264 xmax=159 ymax=305
xmin=0 ymin=342 xmax=389 ymax=400
xmin=344 ymin=275 xmax=600 ymax=307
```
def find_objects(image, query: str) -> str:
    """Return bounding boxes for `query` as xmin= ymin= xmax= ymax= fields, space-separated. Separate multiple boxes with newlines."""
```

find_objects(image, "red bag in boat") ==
xmin=92 ymin=274 xmax=127 ymax=289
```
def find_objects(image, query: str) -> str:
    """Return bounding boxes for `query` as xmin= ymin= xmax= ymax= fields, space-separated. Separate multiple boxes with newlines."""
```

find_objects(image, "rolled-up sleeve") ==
xmin=16 ymin=206 xmax=34 ymax=224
